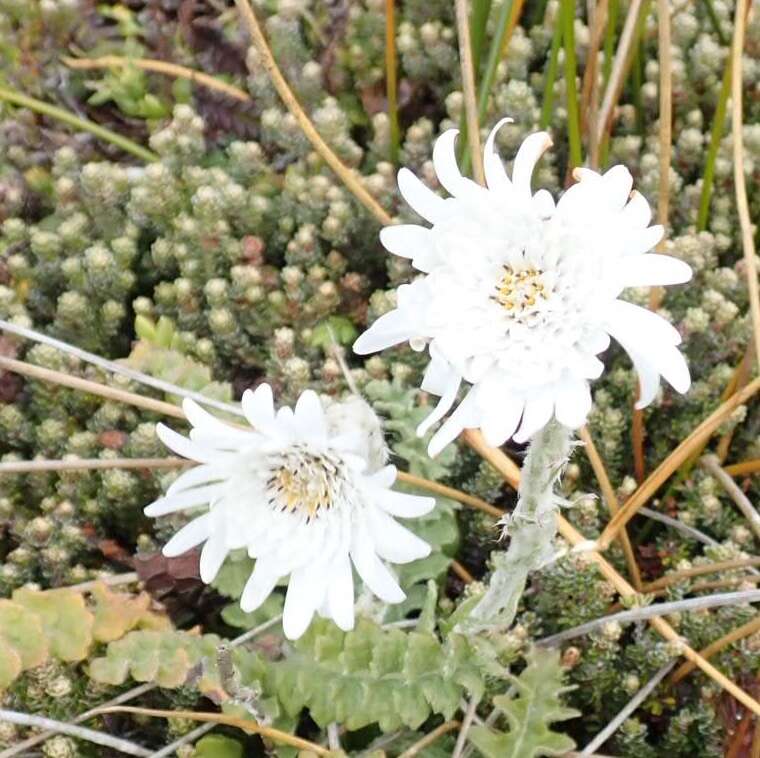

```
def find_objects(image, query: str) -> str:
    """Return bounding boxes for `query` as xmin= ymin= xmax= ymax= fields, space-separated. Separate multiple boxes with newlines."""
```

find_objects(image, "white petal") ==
xmin=532 ymin=188 xmax=555 ymax=217
xmin=375 ymin=488 xmax=435 ymax=517
xmin=199 ymin=533 xmax=228 ymax=583
xmin=294 ymin=390 xmax=327 ymax=438
xmin=483 ymin=117 xmax=514 ymax=193
xmin=427 ymin=390 xmax=480 ymax=457
xmin=619 ymin=254 xmax=692 ymax=287
xmin=554 ymin=379 xmax=592 ymax=429
xmin=623 ymin=225 xmax=664 ymax=255
xmin=326 ymin=553 xmax=355 ymax=632
xmin=156 ymin=424 xmax=224 ymax=464
xmin=182 ymin=399 xmax=254 ymax=446
xmin=481 ymin=394 xmax=524 ymax=447
xmin=166 ymin=463 xmax=223 ymax=497
xmin=282 ymin=566 xmax=322 ymax=639
xmin=398 ymin=167 xmax=447 ymax=223
xmin=432 ymin=129 xmax=476 ymax=197
xmin=145 ymin=482 xmax=226 ymax=517
xmin=513 ymin=393 xmax=554 ymax=443
xmin=512 ymin=132 xmax=552 ymax=197
xmin=241 ymin=384 xmax=275 ymax=430
xmin=643 ymin=341 xmax=691 ymax=394
xmin=351 ymin=525 xmax=405 ymax=603
xmin=368 ymin=508 xmax=431 ymax=563
xmin=380 ymin=225 xmax=437 ymax=272
xmin=607 ymin=299 xmax=682 ymax=345
xmin=621 ymin=190 xmax=652 ymax=228
xmin=366 ymin=464 xmax=397 ymax=489
xmin=162 ymin=513 xmax=212 ymax=557
xmin=416 ymin=373 xmax=461 ymax=437
xmin=240 ymin=559 xmax=282 ymax=613
xmin=602 ymin=165 xmax=633 ymax=209
xmin=628 ymin=348 xmax=662 ymax=408
xmin=353 ymin=309 xmax=412 ymax=354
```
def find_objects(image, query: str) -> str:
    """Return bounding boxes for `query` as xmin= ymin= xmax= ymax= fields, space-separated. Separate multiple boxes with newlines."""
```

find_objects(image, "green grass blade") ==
xmin=540 ymin=15 xmax=563 ymax=129
xmin=560 ymin=0 xmax=582 ymax=168
xmin=0 ymin=85 xmax=158 ymax=163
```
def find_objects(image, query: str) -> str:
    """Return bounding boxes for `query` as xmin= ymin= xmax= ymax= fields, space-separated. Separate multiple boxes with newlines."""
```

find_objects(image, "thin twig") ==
xmin=701 ymin=456 xmax=760 ymax=540
xmin=466 ymin=441 xmax=760 ymax=717
xmin=149 ymin=723 xmax=215 ymax=758
xmin=0 ymin=86 xmax=157 ymax=162
xmin=228 ymin=614 xmax=283 ymax=648
xmin=62 ymin=56 xmax=250 ymax=102
xmin=66 ymin=573 xmax=140 ymax=593
xmin=233 ymin=0 xmax=392 ymax=226
xmin=0 ymin=710 xmax=150 ymax=757
xmin=731 ymin=0 xmax=760 ymax=364
xmin=579 ymin=426 xmax=642 ymax=589
xmin=461 ymin=429 xmax=522 ymax=488
xmin=716 ymin=344 xmax=755 ymax=462
xmin=580 ymin=660 xmax=675 ymax=755
xmin=0 ymin=355 xmax=185 ymax=420
xmin=594 ymin=0 xmax=645 ymax=155
xmin=0 ymin=457 xmax=190 ymax=474
xmin=0 ymin=318 xmax=244 ymax=418
xmin=453 ymin=698 xmax=479 ymax=758
xmin=597 ymin=377 xmax=760 ymax=550
xmin=397 ymin=721 xmax=461 ymax=758
xmin=538 ymin=590 xmax=760 ymax=647
xmin=454 ymin=0 xmax=485 ymax=184
xmin=644 ymin=557 xmax=760 ymax=592
xmin=670 ymin=615 xmax=760 ymax=684
xmin=638 ymin=506 xmax=720 ymax=546
xmin=0 ymin=684 xmax=155 ymax=758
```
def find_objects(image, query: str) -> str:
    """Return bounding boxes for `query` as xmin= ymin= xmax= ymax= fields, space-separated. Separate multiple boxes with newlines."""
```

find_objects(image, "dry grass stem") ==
xmin=0 ymin=355 xmax=185 ymax=420
xmin=594 ymin=0 xmax=645 ymax=155
xmin=670 ymin=615 xmax=760 ymax=684
xmin=730 ymin=0 xmax=760 ymax=364
xmin=234 ymin=0 xmax=392 ymax=226
xmin=644 ymin=557 xmax=760 ymax=592
xmin=451 ymin=559 xmax=476 ymax=584
xmin=725 ymin=459 xmax=760 ymax=477
xmin=454 ymin=0 xmax=485 ymax=184
xmin=398 ymin=720 xmax=461 ymax=758
xmin=0 ymin=457 xmax=190 ymax=474
xmin=397 ymin=470 xmax=504 ymax=517
xmin=579 ymin=426 xmax=642 ymax=589
xmin=62 ymin=55 xmax=251 ymax=101
xmin=597 ymin=376 xmax=760 ymax=550
xmin=95 ymin=706 xmax=329 ymax=754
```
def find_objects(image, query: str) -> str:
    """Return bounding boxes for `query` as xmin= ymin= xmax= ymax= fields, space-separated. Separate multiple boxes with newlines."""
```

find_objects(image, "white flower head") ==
xmin=354 ymin=118 xmax=692 ymax=455
xmin=145 ymin=386 xmax=434 ymax=640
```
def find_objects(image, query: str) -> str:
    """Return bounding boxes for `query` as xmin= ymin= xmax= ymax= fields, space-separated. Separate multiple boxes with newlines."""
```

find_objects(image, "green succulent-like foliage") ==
xmin=265 ymin=618 xmax=483 ymax=732
xmin=468 ymin=647 xmax=579 ymax=758
xmin=0 ymin=584 xmax=168 ymax=689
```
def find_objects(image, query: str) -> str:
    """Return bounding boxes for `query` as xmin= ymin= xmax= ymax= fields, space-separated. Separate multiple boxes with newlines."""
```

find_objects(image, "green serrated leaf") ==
xmin=0 ymin=600 xmax=48 ymax=669
xmin=468 ymin=647 xmax=579 ymax=758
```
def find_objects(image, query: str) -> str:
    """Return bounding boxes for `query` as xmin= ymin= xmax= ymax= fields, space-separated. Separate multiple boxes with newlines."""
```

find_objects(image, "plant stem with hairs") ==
xmin=459 ymin=420 xmax=573 ymax=631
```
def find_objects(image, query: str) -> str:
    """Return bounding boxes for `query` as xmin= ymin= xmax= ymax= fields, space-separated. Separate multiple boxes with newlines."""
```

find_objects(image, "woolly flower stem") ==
xmin=460 ymin=420 xmax=573 ymax=631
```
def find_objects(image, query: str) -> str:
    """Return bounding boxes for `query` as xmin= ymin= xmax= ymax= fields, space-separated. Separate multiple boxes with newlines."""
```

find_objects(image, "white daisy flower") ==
xmin=354 ymin=118 xmax=692 ymax=456
xmin=144 ymin=387 xmax=434 ymax=640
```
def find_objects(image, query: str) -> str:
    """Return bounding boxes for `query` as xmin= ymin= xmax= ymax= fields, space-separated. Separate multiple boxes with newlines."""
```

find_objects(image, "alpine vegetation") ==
xmin=355 ymin=119 xmax=693 ymax=455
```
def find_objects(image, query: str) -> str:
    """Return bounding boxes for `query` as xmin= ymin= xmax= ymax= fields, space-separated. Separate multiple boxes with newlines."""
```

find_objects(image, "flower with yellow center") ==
xmin=144 ymin=386 xmax=433 ymax=639
xmin=354 ymin=118 xmax=692 ymax=455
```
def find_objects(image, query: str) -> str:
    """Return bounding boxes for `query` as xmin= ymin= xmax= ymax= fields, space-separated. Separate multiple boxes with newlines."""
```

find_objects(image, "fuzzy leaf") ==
xmin=0 ymin=647 xmax=22 ymax=691
xmin=0 ymin=600 xmax=48 ymax=669
xmin=261 ymin=618 xmax=483 ymax=733
xmin=90 ymin=582 xmax=169 ymax=642
xmin=12 ymin=588 xmax=93 ymax=662
xmin=468 ymin=647 xmax=579 ymax=758
xmin=194 ymin=735 xmax=244 ymax=758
